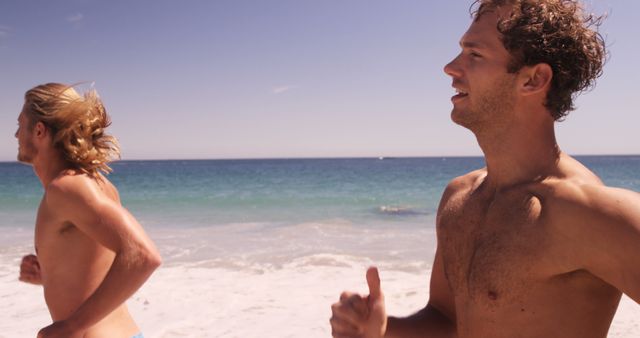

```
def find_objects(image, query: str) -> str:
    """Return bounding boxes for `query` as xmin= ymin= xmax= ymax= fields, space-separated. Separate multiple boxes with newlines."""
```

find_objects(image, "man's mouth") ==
xmin=452 ymin=89 xmax=469 ymax=101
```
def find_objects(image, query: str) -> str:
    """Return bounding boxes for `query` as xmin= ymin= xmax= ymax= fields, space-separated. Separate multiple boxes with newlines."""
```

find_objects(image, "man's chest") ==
xmin=437 ymin=190 xmax=552 ymax=304
xmin=34 ymin=199 xmax=83 ymax=262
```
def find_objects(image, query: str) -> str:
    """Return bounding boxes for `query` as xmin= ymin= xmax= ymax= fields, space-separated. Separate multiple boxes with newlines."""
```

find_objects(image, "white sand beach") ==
xmin=1 ymin=258 xmax=638 ymax=338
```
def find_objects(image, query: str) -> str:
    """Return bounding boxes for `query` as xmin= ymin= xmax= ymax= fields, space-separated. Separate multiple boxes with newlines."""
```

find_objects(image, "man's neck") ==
xmin=32 ymin=151 xmax=73 ymax=188
xmin=476 ymin=116 xmax=560 ymax=191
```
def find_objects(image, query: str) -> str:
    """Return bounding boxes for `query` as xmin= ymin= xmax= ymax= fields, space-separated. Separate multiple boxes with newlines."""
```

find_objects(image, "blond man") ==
xmin=16 ymin=83 xmax=161 ymax=338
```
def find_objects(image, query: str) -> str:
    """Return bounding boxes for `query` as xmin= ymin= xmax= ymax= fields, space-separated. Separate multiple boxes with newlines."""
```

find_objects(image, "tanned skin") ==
xmin=330 ymin=6 xmax=640 ymax=338
xmin=16 ymin=105 xmax=162 ymax=338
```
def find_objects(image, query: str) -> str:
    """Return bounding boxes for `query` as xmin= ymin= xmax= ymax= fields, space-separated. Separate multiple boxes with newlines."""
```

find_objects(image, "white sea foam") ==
xmin=1 ymin=222 xmax=639 ymax=337
xmin=377 ymin=205 xmax=428 ymax=216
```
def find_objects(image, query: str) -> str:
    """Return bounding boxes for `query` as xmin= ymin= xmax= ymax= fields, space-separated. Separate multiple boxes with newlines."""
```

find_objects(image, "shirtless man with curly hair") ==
xmin=16 ymin=83 xmax=161 ymax=338
xmin=331 ymin=1 xmax=640 ymax=337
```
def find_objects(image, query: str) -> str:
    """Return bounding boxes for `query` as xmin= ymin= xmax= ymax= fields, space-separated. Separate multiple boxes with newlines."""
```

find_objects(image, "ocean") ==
xmin=1 ymin=156 xmax=639 ymax=337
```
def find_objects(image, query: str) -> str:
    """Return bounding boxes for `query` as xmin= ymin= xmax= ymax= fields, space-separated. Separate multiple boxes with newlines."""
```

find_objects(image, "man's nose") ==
xmin=444 ymin=55 xmax=462 ymax=78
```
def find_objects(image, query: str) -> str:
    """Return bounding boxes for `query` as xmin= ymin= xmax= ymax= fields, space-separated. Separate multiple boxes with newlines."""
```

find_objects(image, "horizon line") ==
xmin=2 ymin=153 xmax=639 ymax=164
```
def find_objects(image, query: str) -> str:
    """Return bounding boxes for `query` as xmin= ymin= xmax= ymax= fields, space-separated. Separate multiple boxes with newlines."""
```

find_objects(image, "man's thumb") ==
xmin=366 ymin=266 xmax=382 ymax=300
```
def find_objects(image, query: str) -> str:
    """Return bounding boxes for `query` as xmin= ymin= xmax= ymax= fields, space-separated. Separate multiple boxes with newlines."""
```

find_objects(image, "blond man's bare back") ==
xmin=437 ymin=153 xmax=632 ymax=338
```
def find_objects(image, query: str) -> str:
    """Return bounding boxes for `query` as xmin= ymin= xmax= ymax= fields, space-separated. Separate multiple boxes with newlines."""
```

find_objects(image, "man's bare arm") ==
xmin=329 ymin=246 xmax=456 ymax=338
xmin=553 ymin=184 xmax=640 ymax=302
xmin=44 ymin=176 xmax=161 ymax=333
xmin=330 ymin=178 xmax=461 ymax=338
xmin=385 ymin=246 xmax=456 ymax=338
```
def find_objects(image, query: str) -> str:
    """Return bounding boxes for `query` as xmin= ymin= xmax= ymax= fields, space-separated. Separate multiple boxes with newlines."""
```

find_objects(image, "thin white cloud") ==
xmin=272 ymin=85 xmax=296 ymax=95
xmin=66 ymin=13 xmax=84 ymax=23
xmin=0 ymin=25 xmax=11 ymax=38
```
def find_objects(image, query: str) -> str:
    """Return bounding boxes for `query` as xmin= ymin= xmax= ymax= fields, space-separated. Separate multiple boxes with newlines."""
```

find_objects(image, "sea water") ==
xmin=0 ymin=157 xmax=485 ymax=266
xmin=1 ymin=156 xmax=638 ymax=337
xmin=2 ymin=156 xmax=638 ymax=263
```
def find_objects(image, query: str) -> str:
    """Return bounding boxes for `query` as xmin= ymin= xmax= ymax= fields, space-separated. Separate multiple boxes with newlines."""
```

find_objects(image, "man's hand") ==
xmin=19 ymin=254 xmax=42 ymax=285
xmin=37 ymin=320 xmax=83 ymax=338
xmin=330 ymin=267 xmax=388 ymax=338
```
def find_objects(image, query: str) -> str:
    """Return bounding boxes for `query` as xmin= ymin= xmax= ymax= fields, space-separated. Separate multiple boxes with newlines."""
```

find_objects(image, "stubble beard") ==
xmin=16 ymin=141 xmax=36 ymax=164
xmin=17 ymin=151 xmax=32 ymax=164
xmin=453 ymin=75 xmax=517 ymax=136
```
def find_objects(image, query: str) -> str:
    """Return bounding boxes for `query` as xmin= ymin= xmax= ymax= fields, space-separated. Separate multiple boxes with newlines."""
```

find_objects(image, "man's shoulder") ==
xmin=530 ymin=154 xmax=604 ymax=203
xmin=445 ymin=168 xmax=487 ymax=194
xmin=553 ymin=179 xmax=638 ymax=206
xmin=536 ymin=168 xmax=640 ymax=282
xmin=45 ymin=171 xmax=117 ymax=206
xmin=437 ymin=169 xmax=487 ymax=212
xmin=536 ymin=174 xmax=640 ymax=231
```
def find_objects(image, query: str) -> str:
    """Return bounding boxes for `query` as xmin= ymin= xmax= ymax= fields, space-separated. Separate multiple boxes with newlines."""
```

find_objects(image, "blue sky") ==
xmin=0 ymin=0 xmax=637 ymax=161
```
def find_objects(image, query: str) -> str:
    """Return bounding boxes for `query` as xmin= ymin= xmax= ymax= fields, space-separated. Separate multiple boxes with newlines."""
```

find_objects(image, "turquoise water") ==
xmin=2 ymin=157 xmax=638 ymax=338
xmin=1 ymin=156 xmax=638 ymax=266
xmin=1 ymin=156 xmax=639 ymax=229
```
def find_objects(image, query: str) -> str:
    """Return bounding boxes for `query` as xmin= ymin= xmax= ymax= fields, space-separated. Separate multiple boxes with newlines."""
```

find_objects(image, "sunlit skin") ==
xmin=330 ymin=6 xmax=640 ymax=338
xmin=446 ymin=17 xmax=519 ymax=136
xmin=15 ymin=108 xmax=38 ymax=163
xmin=16 ymin=104 xmax=162 ymax=338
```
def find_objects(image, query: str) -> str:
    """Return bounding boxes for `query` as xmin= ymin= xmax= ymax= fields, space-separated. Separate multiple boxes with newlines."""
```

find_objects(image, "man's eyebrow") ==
xmin=460 ymin=40 xmax=487 ymax=49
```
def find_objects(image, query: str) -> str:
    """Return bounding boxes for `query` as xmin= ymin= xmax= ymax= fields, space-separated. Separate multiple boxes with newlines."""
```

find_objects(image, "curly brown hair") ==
xmin=23 ymin=83 xmax=120 ymax=177
xmin=472 ymin=0 xmax=607 ymax=120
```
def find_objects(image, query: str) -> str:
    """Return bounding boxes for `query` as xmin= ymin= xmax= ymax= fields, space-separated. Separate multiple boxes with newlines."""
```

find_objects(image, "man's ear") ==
xmin=520 ymin=63 xmax=553 ymax=96
xmin=33 ymin=121 xmax=48 ymax=139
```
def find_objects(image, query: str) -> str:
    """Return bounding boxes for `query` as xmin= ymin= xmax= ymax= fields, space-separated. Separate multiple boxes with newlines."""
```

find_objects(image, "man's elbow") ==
xmin=124 ymin=244 xmax=162 ymax=273
xmin=141 ymin=247 xmax=162 ymax=272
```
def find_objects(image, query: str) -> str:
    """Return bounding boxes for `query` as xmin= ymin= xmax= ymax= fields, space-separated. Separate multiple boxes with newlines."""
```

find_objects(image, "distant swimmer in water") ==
xmin=331 ymin=1 xmax=640 ymax=338
xmin=16 ymin=83 xmax=161 ymax=338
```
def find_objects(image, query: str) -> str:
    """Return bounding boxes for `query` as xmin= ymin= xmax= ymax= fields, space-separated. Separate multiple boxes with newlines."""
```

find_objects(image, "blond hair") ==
xmin=23 ymin=83 xmax=120 ymax=177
